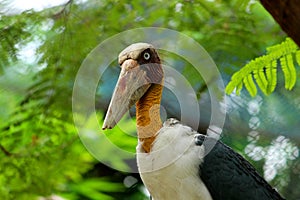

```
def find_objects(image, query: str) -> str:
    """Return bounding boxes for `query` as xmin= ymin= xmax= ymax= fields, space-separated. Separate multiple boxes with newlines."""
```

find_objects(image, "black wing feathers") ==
xmin=197 ymin=135 xmax=285 ymax=200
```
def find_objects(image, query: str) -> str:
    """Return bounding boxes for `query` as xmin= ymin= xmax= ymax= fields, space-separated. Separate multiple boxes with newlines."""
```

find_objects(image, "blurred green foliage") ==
xmin=0 ymin=0 xmax=299 ymax=199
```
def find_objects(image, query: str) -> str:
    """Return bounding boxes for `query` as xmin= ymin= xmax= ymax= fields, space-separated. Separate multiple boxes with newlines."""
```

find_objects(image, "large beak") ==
xmin=102 ymin=59 xmax=151 ymax=129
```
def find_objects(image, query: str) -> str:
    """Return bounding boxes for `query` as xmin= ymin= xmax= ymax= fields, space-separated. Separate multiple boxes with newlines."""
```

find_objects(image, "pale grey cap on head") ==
xmin=118 ymin=43 xmax=154 ymax=65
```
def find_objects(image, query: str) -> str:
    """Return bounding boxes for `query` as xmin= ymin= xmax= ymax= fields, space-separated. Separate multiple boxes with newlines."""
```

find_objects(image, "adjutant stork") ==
xmin=102 ymin=43 xmax=285 ymax=200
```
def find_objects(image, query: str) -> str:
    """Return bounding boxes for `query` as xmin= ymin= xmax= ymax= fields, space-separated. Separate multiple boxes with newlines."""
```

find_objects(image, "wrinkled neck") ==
xmin=136 ymin=84 xmax=163 ymax=153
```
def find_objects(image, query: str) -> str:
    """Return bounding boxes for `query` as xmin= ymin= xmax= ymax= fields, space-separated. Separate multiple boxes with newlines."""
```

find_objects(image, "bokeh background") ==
xmin=0 ymin=0 xmax=299 ymax=199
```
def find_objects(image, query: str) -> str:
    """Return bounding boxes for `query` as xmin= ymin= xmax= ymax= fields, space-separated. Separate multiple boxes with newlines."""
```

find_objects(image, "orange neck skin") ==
xmin=136 ymin=84 xmax=163 ymax=153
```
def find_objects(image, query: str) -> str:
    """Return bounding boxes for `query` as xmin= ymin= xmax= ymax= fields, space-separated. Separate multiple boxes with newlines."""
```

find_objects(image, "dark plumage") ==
xmin=196 ymin=135 xmax=285 ymax=200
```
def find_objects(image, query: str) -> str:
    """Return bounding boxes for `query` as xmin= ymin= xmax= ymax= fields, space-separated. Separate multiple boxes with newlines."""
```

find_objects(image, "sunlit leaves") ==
xmin=296 ymin=50 xmax=300 ymax=66
xmin=243 ymin=74 xmax=257 ymax=97
xmin=0 ymin=10 xmax=45 ymax=73
xmin=265 ymin=61 xmax=277 ymax=94
xmin=226 ymin=38 xmax=299 ymax=96
xmin=253 ymin=68 xmax=268 ymax=95
xmin=280 ymin=54 xmax=297 ymax=90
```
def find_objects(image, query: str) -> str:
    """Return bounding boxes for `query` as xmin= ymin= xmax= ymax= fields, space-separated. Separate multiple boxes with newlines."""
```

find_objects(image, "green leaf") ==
xmin=265 ymin=61 xmax=277 ymax=94
xmin=226 ymin=37 xmax=299 ymax=96
xmin=280 ymin=54 xmax=296 ymax=90
xmin=253 ymin=68 xmax=268 ymax=95
xmin=225 ymin=80 xmax=237 ymax=95
xmin=236 ymin=81 xmax=244 ymax=95
xmin=243 ymin=74 xmax=257 ymax=97
xmin=296 ymin=50 xmax=300 ymax=66
xmin=286 ymin=54 xmax=297 ymax=90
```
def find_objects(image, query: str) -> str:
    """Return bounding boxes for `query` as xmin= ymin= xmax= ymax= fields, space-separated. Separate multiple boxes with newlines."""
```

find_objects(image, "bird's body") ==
xmin=102 ymin=43 xmax=285 ymax=200
xmin=137 ymin=119 xmax=212 ymax=200
xmin=137 ymin=118 xmax=283 ymax=200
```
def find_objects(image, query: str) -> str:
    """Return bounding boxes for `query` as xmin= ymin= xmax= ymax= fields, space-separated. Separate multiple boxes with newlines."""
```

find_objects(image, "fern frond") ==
xmin=280 ymin=54 xmax=296 ymax=90
xmin=243 ymin=74 xmax=257 ymax=96
xmin=253 ymin=68 xmax=268 ymax=95
xmin=225 ymin=37 xmax=299 ymax=96
xmin=296 ymin=50 xmax=300 ymax=66
xmin=235 ymin=81 xmax=243 ymax=95
xmin=265 ymin=61 xmax=277 ymax=94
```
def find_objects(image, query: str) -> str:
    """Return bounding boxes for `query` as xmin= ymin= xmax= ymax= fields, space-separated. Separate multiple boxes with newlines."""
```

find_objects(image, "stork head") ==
xmin=102 ymin=43 xmax=163 ymax=130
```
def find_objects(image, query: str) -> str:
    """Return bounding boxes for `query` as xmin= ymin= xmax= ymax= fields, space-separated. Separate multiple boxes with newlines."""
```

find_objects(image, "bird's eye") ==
xmin=143 ymin=52 xmax=151 ymax=60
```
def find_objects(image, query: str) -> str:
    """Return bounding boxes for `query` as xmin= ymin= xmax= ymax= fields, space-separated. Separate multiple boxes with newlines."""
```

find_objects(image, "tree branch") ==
xmin=51 ymin=0 xmax=74 ymax=20
xmin=0 ymin=144 xmax=12 ymax=156
xmin=260 ymin=0 xmax=300 ymax=47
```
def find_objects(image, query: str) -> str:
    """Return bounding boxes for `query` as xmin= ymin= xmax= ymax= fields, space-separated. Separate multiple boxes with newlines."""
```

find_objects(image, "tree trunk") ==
xmin=260 ymin=0 xmax=300 ymax=47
